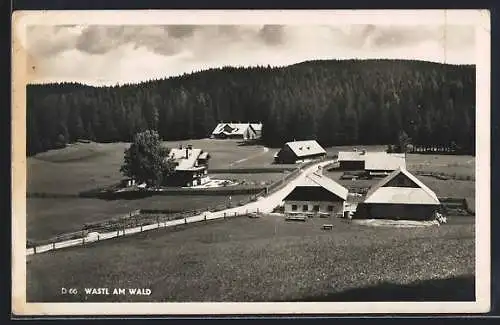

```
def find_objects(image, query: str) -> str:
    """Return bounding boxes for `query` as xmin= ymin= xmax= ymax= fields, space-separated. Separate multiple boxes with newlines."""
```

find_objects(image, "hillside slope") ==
xmin=27 ymin=59 xmax=475 ymax=155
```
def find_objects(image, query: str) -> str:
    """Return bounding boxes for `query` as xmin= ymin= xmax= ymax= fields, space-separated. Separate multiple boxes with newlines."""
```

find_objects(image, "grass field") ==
xmin=27 ymin=195 xmax=249 ymax=241
xmin=28 ymin=140 xmax=283 ymax=194
xmin=26 ymin=214 xmax=475 ymax=302
xmin=27 ymin=141 xmax=475 ymax=240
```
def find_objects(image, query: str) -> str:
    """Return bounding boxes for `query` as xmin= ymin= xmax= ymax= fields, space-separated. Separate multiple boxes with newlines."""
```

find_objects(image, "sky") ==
xmin=25 ymin=24 xmax=476 ymax=86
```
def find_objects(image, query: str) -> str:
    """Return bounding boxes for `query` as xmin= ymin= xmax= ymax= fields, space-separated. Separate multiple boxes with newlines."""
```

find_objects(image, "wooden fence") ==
xmin=26 ymin=158 xmax=327 ymax=255
xmin=26 ymin=207 xmax=262 ymax=256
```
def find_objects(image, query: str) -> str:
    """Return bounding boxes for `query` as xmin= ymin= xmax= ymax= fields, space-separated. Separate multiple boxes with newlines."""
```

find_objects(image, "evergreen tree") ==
xmin=26 ymin=60 xmax=476 ymax=155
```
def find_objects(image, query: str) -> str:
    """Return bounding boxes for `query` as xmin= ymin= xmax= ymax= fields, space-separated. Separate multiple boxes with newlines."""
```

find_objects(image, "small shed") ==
xmin=338 ymin=150 xmax=366 ymax=170
xmin=364 ymin=153 xmax=406 ymax=176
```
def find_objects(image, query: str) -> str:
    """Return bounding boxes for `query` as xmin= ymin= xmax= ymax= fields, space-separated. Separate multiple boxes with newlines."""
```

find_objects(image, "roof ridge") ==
xmin=364 ymin=167 xmax=439 ymax=204
xmin=305 ymin=172 xmax=348 ymax=200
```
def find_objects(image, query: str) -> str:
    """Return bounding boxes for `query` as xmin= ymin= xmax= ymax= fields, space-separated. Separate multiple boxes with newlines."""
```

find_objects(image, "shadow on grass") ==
xmin=288 ymin=275 xmax=475 ymax=302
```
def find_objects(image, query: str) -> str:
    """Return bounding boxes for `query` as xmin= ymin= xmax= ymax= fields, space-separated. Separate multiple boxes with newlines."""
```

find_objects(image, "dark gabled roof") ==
xmin=284 ymin=171 xmax=348 ymax=202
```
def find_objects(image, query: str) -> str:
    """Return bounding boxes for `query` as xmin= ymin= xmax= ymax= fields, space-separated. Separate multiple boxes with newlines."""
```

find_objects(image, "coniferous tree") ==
xmin=26 ymin=60 xmax=475 ymax=156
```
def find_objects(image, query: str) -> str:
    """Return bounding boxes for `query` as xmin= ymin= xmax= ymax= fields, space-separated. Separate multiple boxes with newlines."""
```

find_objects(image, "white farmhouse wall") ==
xmin=284 ymin=200 xmax=345 ymax=216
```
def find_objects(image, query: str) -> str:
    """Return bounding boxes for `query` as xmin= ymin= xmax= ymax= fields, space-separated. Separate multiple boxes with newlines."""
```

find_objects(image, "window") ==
xmin=328 ymin=206 xmax=334 ymax=212
xmin=313 ymin=205 xmax=320 ymax=212
xmin=291 ymin=205 xmax=297 ymax=211
xmin=303 ymin=205 xmax=308 ymax=211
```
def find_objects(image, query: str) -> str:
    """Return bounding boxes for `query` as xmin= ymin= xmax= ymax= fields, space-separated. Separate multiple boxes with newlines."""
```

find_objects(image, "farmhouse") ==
xmin=338 ymin=150 xmax=366 ymax=170
xmin=274 ymin=140 xmax=327 ymax=164
xmin=364 ymin=153 xmax=406 ymax=177
xmin=283 ymin=169 xmax=348 ymax=217
xmin=354 ymin=167 xmax=441 ymax=220
xmin=211 ymin=122 xmax=263 ymax=140
xmin=163 ymin=145 xmax=211 ymax=187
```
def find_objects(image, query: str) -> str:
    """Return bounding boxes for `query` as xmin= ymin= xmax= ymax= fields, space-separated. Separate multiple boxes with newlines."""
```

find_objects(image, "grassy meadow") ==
xmin=27 ymin=195 xmax=249 ymax=241
xmin=27 ymin=214 xmax=475 ymax=302
xmin=25 ymin=140 xmax=476 ymax=302
xmin=26 ymin=140 xmax=476 ymax=241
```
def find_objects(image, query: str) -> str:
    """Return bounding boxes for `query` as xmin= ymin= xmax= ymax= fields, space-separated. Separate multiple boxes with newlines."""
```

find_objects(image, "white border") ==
xmin=12 ymin=9 xmax=491 ymax=315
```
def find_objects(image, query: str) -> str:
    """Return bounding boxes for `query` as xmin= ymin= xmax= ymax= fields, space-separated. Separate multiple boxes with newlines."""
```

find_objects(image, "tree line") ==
xmin=26 ymin=59 xmax=475 ymax=156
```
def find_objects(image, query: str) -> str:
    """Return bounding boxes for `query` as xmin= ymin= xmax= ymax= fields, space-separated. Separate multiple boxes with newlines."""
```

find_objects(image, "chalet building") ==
xmin=338 ymin=150 xmax=366 ymax=170
xmin=283 ymin=170 xmax=348 ymax=217
xmin=163 ymin=144 xmax=211 ymax=187
xmin=211 ymin=122 xmax=263 ymax=140
xmin=354 ymin=167 xmax=441 ymax=221
xmin=364 ymin=153 xmax=406 ymax=177
xmin=274 ymin=140 xmax=327 ymax=164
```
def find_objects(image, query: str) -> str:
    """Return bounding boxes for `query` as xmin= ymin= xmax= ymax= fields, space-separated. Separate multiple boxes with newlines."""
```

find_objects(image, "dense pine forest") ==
xmin=27 ymin=59 xmax=475 ymax=156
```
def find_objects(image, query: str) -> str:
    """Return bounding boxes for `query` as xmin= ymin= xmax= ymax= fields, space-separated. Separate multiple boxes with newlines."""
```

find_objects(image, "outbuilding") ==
xmin=338 ymin=150 xmax=366 ymax=170
xmin=354 ymin=167 xmax=441 ymax=220
xmin=364 ymin=153 xmax=406 ymax=177
xmin=283 ymin=170 xmax=348 ymax=217
xmin=274 ymin=140 xmax=327 ymax=164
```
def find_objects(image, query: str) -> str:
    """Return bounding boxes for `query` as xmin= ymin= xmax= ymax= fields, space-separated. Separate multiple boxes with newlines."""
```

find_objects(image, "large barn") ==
xmin=283 ymin=170 xmax=348 ymax=217
xmin=163 ymin=145 xmax=211 ymax=187
xmin=274 ymin=140 xmax=327 ymax=164
xmin=354 ymin=167 xmax=441 ymax=221
xmin=211 ymin=122 xmax=262 ymax=140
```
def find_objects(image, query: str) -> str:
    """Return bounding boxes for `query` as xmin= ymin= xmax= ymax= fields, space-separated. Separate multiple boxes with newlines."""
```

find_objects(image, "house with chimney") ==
xmin=211 ymin=122 xmax=263 ymax=141
xmin=163 ymin=144 xmax=211 ymax=187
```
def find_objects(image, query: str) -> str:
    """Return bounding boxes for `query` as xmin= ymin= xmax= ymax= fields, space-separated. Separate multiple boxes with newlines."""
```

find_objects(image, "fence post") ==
xmin=34 ymin=246 xmax=36 ymax=254
xmin=234 ymin=212 xmax=237 ymax=217
xmin=97 ymin=234 xmax=100 ymax=241
xmin=223 ymin=212 xmax=226 ymax=219
xmin=52 ymin=242 xmax=55 ymax=250
xmin=185 ymin=217 xmax=187 ymax=224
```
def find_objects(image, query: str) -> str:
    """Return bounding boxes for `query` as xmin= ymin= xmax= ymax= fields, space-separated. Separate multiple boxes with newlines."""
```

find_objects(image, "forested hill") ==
xmin=27 ymin=59 xmax=475 ymax=156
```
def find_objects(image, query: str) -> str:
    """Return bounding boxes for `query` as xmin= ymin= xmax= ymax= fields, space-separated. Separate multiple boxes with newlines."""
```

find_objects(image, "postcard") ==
xmin=12 ymin=9 xmax=490 ymax=315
